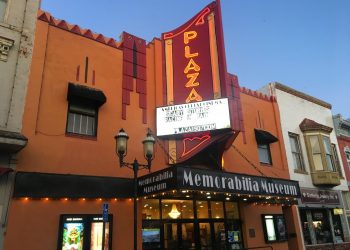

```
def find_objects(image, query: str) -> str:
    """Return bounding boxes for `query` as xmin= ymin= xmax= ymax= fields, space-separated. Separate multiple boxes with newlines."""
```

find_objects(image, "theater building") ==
xmin=4 ymin=2 xmax=303 ymax=250
xmin=261 ymin=83 xmax=350 ymax=249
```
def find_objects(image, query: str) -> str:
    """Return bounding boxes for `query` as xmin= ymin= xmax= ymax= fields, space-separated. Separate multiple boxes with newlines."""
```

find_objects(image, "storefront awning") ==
xmin=138 ymin=166 xmax=301 ymax=198
xmin=254 ymin=129 xmax=278 ymax=144
xmin=13 ymin=172 xmax=133 ymax=198
xmin=67 ymin=82 xmax=106 ymax=107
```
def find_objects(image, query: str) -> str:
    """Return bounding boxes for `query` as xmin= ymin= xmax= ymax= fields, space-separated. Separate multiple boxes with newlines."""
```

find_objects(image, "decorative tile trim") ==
xmin=0 ymin=36 xmax=14 ymax=62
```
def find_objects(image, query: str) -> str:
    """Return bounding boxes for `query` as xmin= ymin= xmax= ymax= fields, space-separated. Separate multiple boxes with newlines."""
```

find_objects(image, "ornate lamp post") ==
xmin=114 ymin=129 xmax=155 ymax=250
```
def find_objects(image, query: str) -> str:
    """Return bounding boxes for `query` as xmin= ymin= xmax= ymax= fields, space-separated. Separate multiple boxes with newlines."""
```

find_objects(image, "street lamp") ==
xmin=114 ymin=128 xmax=155 ymax=250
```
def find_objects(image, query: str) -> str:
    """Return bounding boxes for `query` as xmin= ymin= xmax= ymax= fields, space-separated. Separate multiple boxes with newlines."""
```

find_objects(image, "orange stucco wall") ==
xmin=4 ymin=199 xmax=137 ymax=250
xmin=4 ymin=14 xmax=303 ymax=250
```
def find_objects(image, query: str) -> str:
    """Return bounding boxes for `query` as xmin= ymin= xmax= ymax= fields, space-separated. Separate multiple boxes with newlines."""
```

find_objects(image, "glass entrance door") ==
xmin=164 ymin=223 xmax=178 ymax=250
xmin=164 ymin=223 xmax=195 ymax=250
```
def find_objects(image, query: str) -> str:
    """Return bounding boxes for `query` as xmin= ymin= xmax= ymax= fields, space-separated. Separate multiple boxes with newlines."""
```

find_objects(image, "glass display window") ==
xmin=162 ymin=200 xmax=194 ymax=219
xmin=196 ymin=201 xmax=209 ymax=219
xmin=225 ymin=202 xmax=240 ymax=219
xmin=261 ymin=214 xmax=288 ymax=243
xmin=58 ymin=214 xmax=113 ymax=250
xmin=142 ymin=199 xmax=160 ymax=219
xmin=210 ymin=201 xmax=224 ymax=219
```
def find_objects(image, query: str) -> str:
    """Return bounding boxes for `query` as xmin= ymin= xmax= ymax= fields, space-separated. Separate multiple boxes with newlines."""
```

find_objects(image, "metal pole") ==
xmin=133 ymin=160 xmax=138 ymax=250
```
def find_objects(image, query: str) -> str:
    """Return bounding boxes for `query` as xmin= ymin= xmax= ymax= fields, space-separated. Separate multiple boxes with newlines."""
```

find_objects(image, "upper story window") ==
xmin=66 ymin=83 xmax=106 ymax=138
xmin=306 ymin=134 xmax=337 ymax=172
xmin=0 ymin=0 xmax=6 ymax=21
xmin=288 ymin=132 xmax=305 ymax=171
xmin=300 ymin=118 xmax=339 ymax=173
xmin=67 ymin=101 xmax=97 ymax=136
xmin=255 ymin=129 xmax=278 ymax=165
xmin=331 ymin=143 xmax=342 ymax=177
xmin=345 ymin=148 xmax=350 ymax=169
xmin=258 ymin=143 xmax=272 ymax=165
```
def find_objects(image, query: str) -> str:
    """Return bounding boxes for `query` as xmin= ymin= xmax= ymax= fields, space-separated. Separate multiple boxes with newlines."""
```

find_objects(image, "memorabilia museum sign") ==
xmin=300 ymin=188 xmax=340 ymax=205
xmin=138 ymin=166 xmax=301 ymax=198
xmin=156 ymin=98 xmax=231 ymax=136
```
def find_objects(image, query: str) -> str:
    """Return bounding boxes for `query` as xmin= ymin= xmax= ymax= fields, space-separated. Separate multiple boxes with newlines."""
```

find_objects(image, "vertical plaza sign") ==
xmin=162 ymin=1 xmax=228 ymax=106
xmin=160 ymin=1 xmax=237 ymax=163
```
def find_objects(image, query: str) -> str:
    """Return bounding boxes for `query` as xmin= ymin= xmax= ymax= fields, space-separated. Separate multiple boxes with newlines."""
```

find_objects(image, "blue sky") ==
xmin=41 ymin=0 xmax=350 ymax=118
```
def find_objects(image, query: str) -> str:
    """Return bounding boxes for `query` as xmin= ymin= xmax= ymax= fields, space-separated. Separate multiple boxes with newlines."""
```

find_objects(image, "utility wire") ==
xmin=230 ymin=144 xmax=266 ymax=177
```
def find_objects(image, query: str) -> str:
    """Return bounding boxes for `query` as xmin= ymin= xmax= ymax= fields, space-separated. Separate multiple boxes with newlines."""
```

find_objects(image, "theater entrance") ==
xmin=142 ymin=198 xmax=243 ymax=250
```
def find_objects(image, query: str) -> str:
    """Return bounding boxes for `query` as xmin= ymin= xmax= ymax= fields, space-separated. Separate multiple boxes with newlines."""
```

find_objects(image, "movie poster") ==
xmin=90 ymin=222 xmax=110 ymax=250
xmin=61 ymin=222 xmax=84 ymax=250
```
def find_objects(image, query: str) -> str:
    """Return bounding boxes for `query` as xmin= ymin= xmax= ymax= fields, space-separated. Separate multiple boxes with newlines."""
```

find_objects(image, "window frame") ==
xmin=258 ymin=143 xmax=272 ymax=165
xmin=66 ymin=100 xmax=99 ymax=138
xmin=345 ymin=148 xmax=350 ymax=170
xmin=0 ymin=0 xmax=7 ymax=21
xmin=304 ymin=132 xmax=338 ymax=173
xmin=331 ymin=143 xmax=342 ymax=177
xmin=288 ymin=132 xmax=305 ymax=172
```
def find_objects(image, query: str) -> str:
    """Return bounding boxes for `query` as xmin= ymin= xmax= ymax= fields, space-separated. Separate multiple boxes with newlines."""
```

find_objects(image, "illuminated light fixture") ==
xmin=181 ymin=190 xmax=187 ymax=193
xmin=114 ymin=198 xmax=117 ymax=201
xmin=98 ymin=198 xmax=102 ymax=201
xmin=24 ymin=197 xmax=29 ymax=201
xmin=186 ymin=195 xmax=190 ymax=198
xmin=226 ymin=197 xmax=230 ymax=200
xmin=64 ymin=198 xmax=68 ymax=201
xmin=144 ymin=204 xmax=149 ymax=208
xmin=206 ymin=192 xmax=210 ymax=195
xmin=164 ymin=204 xmax=169 ymax=207
xmin=45 ymin=198 xmax=49 ymax=201
xmin=168 ymin=204 xmax=181 ymax=219
xmin=207 ymin=196 xmax=211 ymax=199
xmin=243 ymin=198 xmax=247 ymax=201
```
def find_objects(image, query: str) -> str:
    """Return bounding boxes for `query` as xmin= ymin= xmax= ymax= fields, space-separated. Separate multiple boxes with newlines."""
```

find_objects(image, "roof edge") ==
xmin=272 ymin=82 xmax=331 ymax=109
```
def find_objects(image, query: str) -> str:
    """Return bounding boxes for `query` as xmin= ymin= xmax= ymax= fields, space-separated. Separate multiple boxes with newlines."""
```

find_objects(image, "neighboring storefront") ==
xmin=299 ymin=188 xmax=345 ymax=245
xmin=260 ymin=83 xmax=350 ymax=250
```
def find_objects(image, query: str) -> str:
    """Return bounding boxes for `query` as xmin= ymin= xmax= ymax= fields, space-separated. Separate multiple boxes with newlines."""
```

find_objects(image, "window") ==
xmin=0 ymin=0 xmax=6 ymax=20
xmin=331 ymin=144 xmax=342 ymax=176
xmin=288 ymin=133 xmax=305 ymax=171
xmin=67 ymin=101 xmax=97 ymax=136
xmin=323 ymin=137 xmax=335 ymax=171
xmin=342 ymin=192 xmax=350 ymax=211
xmin=305 ymin=134 xmax=338 ymax=172
xmin=66 ymin=83 xmax=106 ymax=137
xmin=345 ymin=150 xmax=350 ymax=169
xmin=58 ymin=214 xmax=113 ymax=250
xmin=258 ymin=143 xmax=272 ymax=164
xmin=262 ymin=214 xmax=287 ymax=243
xmin=254 ymin=129 xmax=278 ymax=165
